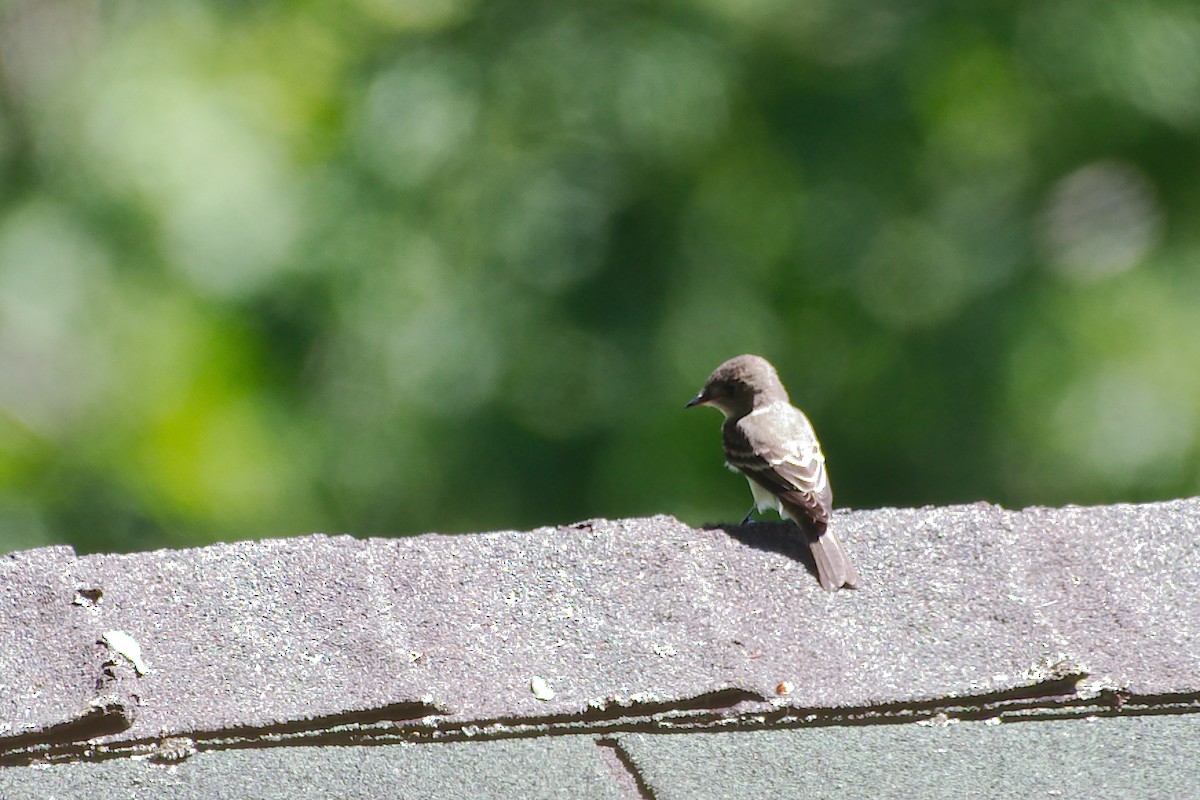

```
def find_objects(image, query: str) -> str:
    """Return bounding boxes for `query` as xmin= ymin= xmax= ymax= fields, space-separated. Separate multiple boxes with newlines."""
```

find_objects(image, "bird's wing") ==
xmin=723 ymin=405 xmax=832 ymax=528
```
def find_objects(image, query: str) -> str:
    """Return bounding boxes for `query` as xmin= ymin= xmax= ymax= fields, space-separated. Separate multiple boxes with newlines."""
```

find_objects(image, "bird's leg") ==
xmin=741 ymin=506 xmax=758 ymax=525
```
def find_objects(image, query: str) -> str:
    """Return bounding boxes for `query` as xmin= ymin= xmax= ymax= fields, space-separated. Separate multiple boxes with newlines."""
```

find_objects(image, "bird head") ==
xmin=685 ymin=354 xmax=789 ymax=419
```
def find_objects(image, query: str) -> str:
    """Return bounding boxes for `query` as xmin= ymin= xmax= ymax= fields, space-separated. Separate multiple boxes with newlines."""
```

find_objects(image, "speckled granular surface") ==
xmin=2 ymin=500 xmax=1198 ymax=770
xmin=4 ymin=714 xmax=1199 ymax=800
xmin=618 ymin=713 xmax=1200 ymax=800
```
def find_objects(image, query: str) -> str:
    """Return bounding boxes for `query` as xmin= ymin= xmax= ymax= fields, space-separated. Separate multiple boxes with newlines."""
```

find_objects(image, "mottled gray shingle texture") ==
xmin=2 ymin=715 xmax=1198 ymax=799
xmin=1 ymin=499 xmax=1198 ymax=779
xmin=0 ymin=737 xmax=626 ymax=800
xmin=619 ymin=714 xmax=1200 ymax=800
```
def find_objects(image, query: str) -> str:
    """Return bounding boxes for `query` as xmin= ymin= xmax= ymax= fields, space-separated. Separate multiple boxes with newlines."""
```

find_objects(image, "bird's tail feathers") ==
xmin=781 ymin=501 xmax=859 ymax=591
xmin=807 ymin=527 xmax=860 ymax=591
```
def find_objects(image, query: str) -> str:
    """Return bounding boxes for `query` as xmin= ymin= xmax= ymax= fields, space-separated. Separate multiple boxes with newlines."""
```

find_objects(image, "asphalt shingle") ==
xmin=2 ymin=499 xmax=1198 ymax=769
xmin=618 ymin=714 xmax=1200 ymax=800
xmin=0 ymin=736 xmax=625 ymax=800
xmin=2 ymin=716 xmax=1197 ymax=800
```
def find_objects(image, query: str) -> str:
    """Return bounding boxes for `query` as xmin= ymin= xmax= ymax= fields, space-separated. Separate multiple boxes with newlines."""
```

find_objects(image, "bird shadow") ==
xmin=705 ymin=520 xmax=820 ymax=583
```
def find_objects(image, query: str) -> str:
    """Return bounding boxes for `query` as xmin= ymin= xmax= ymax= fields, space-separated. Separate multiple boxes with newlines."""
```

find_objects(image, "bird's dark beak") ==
xmin=685 ymin=390 xmax=708 ymax=409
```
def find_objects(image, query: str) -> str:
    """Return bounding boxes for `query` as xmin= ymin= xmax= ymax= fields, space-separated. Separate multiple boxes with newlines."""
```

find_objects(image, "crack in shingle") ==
xmin=596 ymin=737 xmax=655 ymax=800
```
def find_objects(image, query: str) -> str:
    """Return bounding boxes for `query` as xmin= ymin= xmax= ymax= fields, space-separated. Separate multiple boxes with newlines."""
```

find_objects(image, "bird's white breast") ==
xmin=745 ymin=475 xmax=783 ymax=515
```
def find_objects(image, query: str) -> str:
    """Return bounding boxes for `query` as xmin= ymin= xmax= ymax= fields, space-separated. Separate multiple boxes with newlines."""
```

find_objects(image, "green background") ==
xmin=2 ymin=0 xmax=1198 ymax=554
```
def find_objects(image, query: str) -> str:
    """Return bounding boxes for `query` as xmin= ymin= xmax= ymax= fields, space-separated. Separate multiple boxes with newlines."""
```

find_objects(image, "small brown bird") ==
xmin=686 ymin=354 xmax=859 ymax=591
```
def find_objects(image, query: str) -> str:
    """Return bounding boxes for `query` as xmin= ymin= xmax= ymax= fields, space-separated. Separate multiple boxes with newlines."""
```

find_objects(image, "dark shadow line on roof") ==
xmin=192 ymin=699 xmax=448 ymax=741
xmin=0 ymin=688 xmax=762 ymax=767
xmin=0 ymin=701 xmax=134 ymax=755
xmin=978 ymin=690 xmax=1200 ymax=721
xmin=6 ymin=691 xmax=1200 ymax=767
xmin=585 ymin=687 xmax=769 ymax=717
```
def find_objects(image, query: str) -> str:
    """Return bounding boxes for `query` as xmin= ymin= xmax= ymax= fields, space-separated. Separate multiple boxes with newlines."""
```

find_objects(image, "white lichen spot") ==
xmin=1076 ymin=674 xmax=1127 ymax=701
xmin=102 ymin=630 xmax=149 ymax=675
xmin=917 ymin=712 xmax=958 ymax=727
xmin=530 ymin=675 xmax=555 ymax=701
xmin=1023 ymin=653 xmax=1088 ymax=684
xmin=149 ymin=737 xmax=196 ymax=764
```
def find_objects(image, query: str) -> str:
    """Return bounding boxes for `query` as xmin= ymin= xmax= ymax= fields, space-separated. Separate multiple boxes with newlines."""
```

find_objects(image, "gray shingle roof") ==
xmin=2 ymin=499 xmax=1199 ymax=795
xmin=4 ymin=714 xmax=1200 ymax=800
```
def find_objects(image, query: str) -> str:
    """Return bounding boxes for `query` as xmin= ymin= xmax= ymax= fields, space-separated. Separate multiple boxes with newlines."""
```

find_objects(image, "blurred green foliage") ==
xmin=1 ymin=0 xmax=1198 ymax=554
